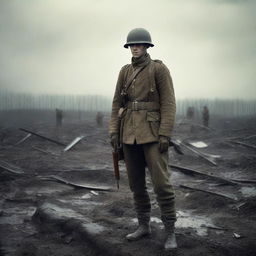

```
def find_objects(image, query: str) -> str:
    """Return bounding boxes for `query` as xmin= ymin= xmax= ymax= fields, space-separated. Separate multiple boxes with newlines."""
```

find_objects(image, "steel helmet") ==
xmin=124 ymin=28 xmax=154 ymax=48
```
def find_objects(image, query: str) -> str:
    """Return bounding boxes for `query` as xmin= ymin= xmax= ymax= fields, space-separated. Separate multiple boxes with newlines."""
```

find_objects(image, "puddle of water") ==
xmin=82 ymin=223 xmax=105 ymax=235
xmin=81 ymin=193 xmax=92 ymax=199
xmin=132 ymin=211 xmax=221 ymax=237
xmin=215 ymin=230 xmax=225 ymax=235
xmin=189 ymin=141 xmax=208 ymax=148
xmin=176 ymin=210 xmax=218 ymax=236
xmin=57 ymin=199 xmax=102 ymax=208
xmin=132 ymin=217 xmax=164 ymax=228
xmin=240 ymin=187 xmax=256 ymax=198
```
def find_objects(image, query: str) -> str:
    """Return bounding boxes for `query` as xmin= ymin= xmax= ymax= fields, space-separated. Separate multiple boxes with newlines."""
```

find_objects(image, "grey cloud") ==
xmin=0 ymin=0 xmax=255 ymax=99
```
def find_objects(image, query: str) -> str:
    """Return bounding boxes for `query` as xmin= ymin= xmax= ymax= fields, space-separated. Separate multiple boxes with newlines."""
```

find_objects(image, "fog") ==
xmin=0 ymin=0 xmax=255 ymax=99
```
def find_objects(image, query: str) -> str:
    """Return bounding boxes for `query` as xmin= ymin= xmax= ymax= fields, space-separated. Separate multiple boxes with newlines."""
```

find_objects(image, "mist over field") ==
xmin=1 ymin=3 xmax=256 ymax=255
xmin=0 ymin=0 xmax=255 ymax=99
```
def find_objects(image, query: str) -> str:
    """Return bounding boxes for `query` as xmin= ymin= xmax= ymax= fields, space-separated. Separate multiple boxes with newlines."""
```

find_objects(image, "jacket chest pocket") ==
xmin=146 ymin=111 xmax=160 ymax=137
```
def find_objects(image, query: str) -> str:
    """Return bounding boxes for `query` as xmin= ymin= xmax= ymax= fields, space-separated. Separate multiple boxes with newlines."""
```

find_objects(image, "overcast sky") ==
xmin=0 ymin=0 xmax=255 ymax=99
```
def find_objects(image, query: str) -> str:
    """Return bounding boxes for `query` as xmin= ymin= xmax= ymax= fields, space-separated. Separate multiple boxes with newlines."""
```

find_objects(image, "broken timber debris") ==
xmin=170 ymin=164 xmax=239 ymax=186
xmin=40 ymin=175 xmax=111 ymax=191
xmin=32 ymin=146 xmax=59 ymax=156
xmin=63 ymin=136 xmax=85 ymax=152
xmin=233 ymin=232 xmax=243 ymax=239
xmin=0 ymin=160 xmax=24 ymax=174
xmin=15 ymin=133 xmax=32 ymax=145
xmin=243 ymin=134 xmax=256 ymax=140
xmin=20 ymin=128 xmax=66 ymax=146
xmin=231 ymin=178 xmax=256 ymax=184
xmin=181 ymin=142 xmax=218 ymax=165
xmin=201 ymin=224 xmax=228 ymax=231
xmin=228 ymin=140 xmax=256 ymax=150
xmin=179 ymin=184 xmax=238 ymax=201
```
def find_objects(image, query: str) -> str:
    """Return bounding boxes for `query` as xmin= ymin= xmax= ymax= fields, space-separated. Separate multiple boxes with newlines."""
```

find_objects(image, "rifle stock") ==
xmin=112 ymin=150 xmax=120 ymax=189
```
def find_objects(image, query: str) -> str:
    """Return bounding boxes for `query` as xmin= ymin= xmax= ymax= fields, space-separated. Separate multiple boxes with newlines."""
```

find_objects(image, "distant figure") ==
xmin=96 ymin=112 xmax=104 ymax=127
xmin=56 ymin=108 xmax=63 ymax=127
xmin=202 ymin=106 xmax=209 ymax=127
xmin=186 ymin=106 xmax=195 ymax=120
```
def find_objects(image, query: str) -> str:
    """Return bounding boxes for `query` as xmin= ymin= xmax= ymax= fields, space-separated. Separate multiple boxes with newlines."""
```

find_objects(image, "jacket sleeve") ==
xmin=155 ymin=63 xmax=176 ymax=137
xmin=108 ymin=66 xmax=126 ymax=135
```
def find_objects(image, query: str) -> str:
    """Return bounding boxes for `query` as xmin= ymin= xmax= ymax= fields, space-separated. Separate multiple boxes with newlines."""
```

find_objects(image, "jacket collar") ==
xmin=131 ymin=52 xmax=151 ymax=68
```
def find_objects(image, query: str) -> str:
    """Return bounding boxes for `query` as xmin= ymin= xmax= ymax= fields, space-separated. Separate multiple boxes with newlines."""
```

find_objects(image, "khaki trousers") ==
xmin=123 ymin=142 xmax=176 ymax=225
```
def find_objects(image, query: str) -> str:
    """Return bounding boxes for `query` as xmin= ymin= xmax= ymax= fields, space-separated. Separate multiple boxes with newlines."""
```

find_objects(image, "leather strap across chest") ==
xmin=121 ymin=66 xmax=146 ymax=96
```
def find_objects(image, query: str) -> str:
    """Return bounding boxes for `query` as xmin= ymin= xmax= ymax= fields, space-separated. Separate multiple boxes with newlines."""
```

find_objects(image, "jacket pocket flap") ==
xmin=146 ymin=111 xmax=160 ymax=121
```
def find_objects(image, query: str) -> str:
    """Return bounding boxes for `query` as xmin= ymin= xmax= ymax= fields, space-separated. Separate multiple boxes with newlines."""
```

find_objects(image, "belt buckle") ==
xmin=133 ymin=100 xmax=138 ymax=111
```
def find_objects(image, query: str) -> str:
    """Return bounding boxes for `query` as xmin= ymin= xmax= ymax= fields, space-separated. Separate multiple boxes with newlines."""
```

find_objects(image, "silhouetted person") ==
xmin=96 ymin=112 xmax=104 ymax=127
xmin=202 ymin=106 xmax=209 ymax=127
xmin=56 ymin=108 xmax=63 ymax=127
xmin=186 ymin=106 xmax=195 ymax=120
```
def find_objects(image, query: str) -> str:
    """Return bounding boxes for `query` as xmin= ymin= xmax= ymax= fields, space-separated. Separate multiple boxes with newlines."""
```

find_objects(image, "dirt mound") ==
xmin=107 ymin=198 xmax=134 ymax=217
xmin=181 ymin=191 xmax=231 ymax=210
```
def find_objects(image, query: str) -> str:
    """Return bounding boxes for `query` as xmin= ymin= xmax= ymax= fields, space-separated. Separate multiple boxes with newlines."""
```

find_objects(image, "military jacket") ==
xmin=109 ymin=53 xmax=176 ymax=144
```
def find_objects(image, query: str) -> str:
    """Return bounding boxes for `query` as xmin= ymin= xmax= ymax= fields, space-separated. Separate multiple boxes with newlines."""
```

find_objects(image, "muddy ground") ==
xmin=0 ymin=110 xmax=256 ymax=256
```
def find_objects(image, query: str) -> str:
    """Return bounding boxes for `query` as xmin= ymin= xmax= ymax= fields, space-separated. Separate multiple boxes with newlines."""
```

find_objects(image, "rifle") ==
xmin=169 ymin=139 xmax=183 ymax=155
xmin=112 ymin=145 xmax=120 ymax=189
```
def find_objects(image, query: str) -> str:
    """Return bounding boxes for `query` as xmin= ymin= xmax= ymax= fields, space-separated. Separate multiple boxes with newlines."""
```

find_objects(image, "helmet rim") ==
xmin=124 ymin=28 xmax=154 ymax=48
xmin=124 ymin=41 xmax=154 ymax=48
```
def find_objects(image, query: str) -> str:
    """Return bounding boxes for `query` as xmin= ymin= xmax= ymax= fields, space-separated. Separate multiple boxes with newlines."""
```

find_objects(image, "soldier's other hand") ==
xmin=159 ymin=135 xmax=169 ymax=153
xmin=110 ymin=133 xmax=119 ymax=149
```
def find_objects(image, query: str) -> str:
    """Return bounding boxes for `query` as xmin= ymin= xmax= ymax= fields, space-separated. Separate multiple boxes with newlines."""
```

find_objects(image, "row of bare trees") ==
xmin=0 ymin=90 xmax=255 ymax=117
xmin=0 ymin=90 xmax=110 ymax=112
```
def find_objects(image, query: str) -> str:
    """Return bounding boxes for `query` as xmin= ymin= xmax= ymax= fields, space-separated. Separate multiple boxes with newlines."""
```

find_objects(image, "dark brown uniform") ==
xmin=109 ymin=52 xmax=176 ymax=228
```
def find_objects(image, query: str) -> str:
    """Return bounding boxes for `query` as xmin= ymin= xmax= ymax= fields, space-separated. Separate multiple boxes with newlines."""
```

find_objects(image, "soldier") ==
xmin=96 ymin=111 xmax=104 ymax=127
xmin=109 ymin=28 xmax=177 ymax=250
xmin=55 ymin=108 xmax=63 ymax=127
xmin=202 ymin=105 xmax=209 ymax=127
xmin=186 ymin=106 xmax=195 ymax=120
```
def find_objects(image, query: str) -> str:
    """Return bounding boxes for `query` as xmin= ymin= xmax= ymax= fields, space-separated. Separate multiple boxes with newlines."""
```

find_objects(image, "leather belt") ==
xmin=127 ymin=101 xmax=160 ymax=111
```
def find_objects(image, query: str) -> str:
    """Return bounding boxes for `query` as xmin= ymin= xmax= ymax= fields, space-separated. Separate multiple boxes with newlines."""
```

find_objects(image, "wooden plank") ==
xmin=228 ymin=140 xmax=256 ymax=150
xmin=41 ymin=175 xmax=111 ymax=191
xmin=231 ymin=178 xmax=256 ymax=184
xmin=32 ymin=146 xmax=59 ymax=156
xmin=181 ymin=142 xmax=218 ymax=165
xmin=170 ymin=164 xmax=239 ymax=186
xmin=0 ymin=160 xmax=24 ymax=174
xmin=15 ymin=133 xmax=32 ymax=145
xmin=20 ymin=128 xmax=66 ymax=146
xmin=179 ymin=184 xmax=238 ymax=201
xmin=63 ymin=136 xmax=85 ymax=152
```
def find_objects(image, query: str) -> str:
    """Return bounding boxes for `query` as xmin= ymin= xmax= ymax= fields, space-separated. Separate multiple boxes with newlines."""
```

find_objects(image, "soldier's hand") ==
xmin=110 ymin=133 xmax=119 ymax=149
xmin=159 ymin=135 xmax=170 ymax=153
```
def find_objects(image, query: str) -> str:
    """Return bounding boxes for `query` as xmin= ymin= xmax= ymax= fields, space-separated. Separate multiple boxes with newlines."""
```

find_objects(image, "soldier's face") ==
xmin=130 ymin=44 xmax=147 ymax=58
